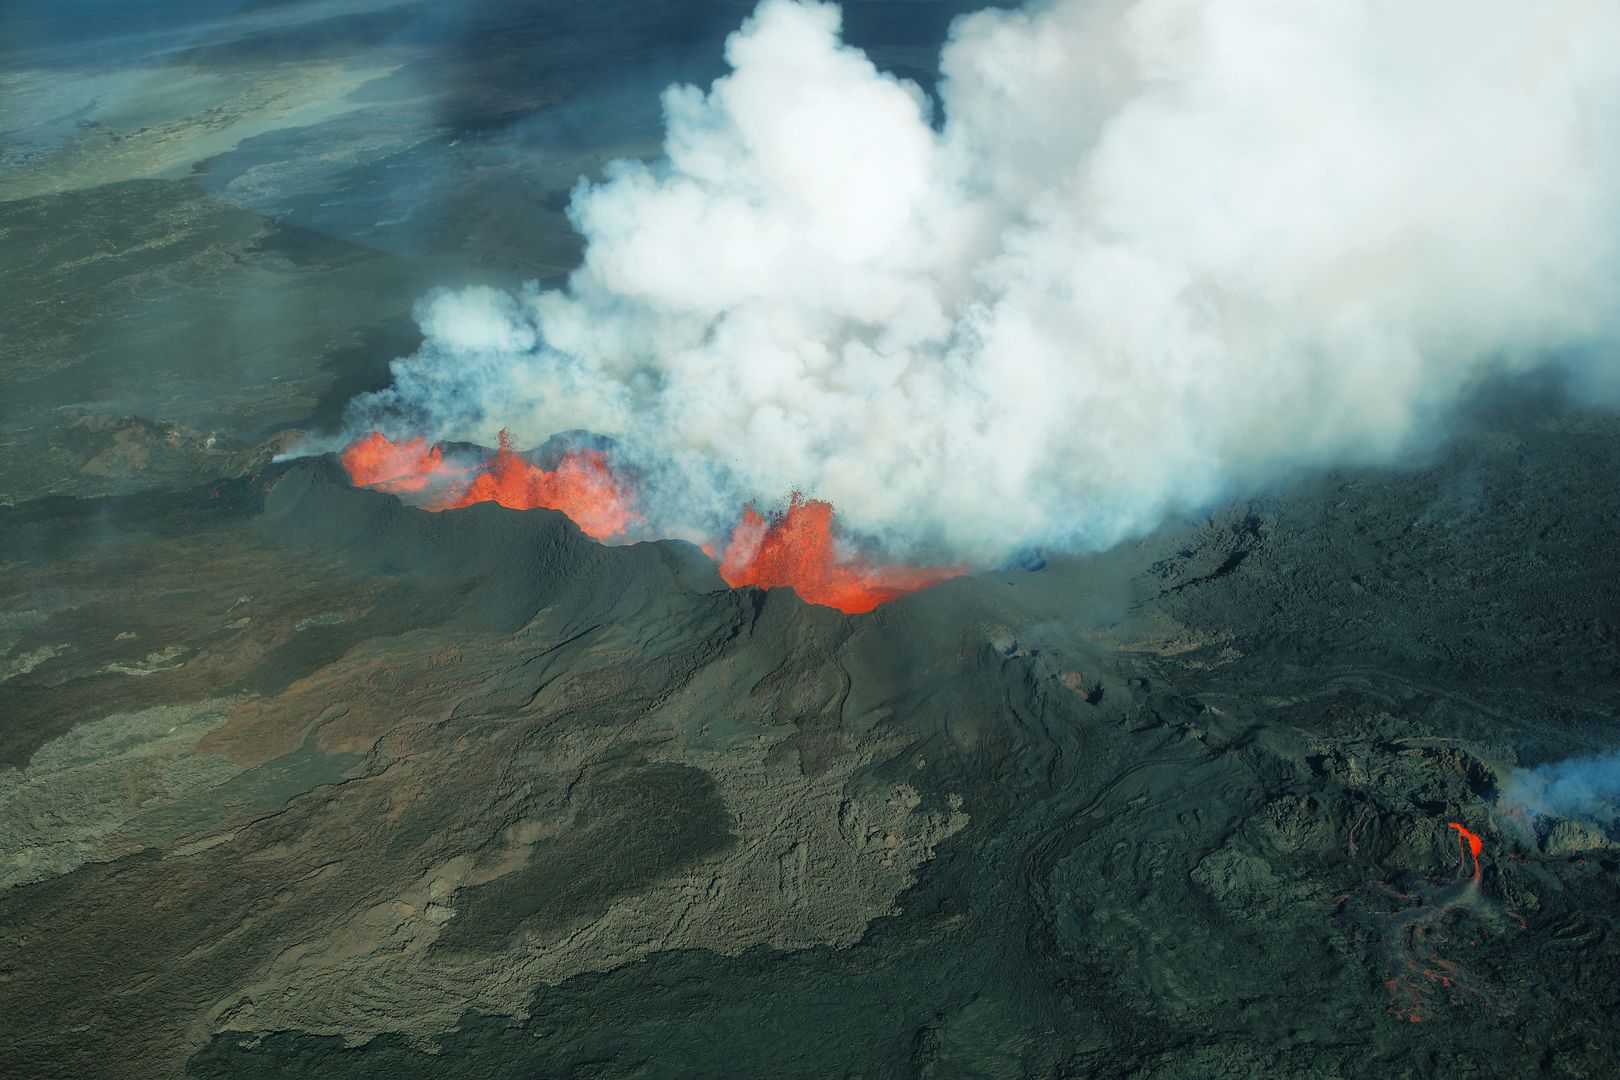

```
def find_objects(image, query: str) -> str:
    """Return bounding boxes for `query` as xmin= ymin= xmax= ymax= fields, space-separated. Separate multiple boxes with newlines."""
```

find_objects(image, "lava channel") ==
xmin=1332 ymin=820 xmax=1515 ymax=1024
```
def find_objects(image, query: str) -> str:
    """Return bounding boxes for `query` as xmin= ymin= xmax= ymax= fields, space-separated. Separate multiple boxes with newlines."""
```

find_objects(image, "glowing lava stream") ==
xmin=339 ymin=432 xmax=961 ymax=613
xmin=1340 ymin=821 xmax=1502 ymax=1023
xmin=1447 ymin=822 xmax=1484 ymax=879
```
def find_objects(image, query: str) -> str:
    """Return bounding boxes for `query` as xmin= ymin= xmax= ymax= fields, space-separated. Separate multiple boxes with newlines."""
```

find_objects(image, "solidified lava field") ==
xmin=3 ymin=394 xmax=1618 ymax=1078
xmin=4 ymin=3 xmax=1620 ymax=1079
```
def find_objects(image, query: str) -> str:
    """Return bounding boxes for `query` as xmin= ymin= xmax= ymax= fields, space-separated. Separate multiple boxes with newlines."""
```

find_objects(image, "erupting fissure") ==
xmin=340 ymin=430 xmax=634 ymax=541
xmin=717 ymin=496 xmax=963 ymax=614
xmin=438 ymin=431 xmax=637 ymax=542
xmin=340 ymin=432 xmax=454 ymax=495
xmin=338 ymin=433 xmax=958 ymax=612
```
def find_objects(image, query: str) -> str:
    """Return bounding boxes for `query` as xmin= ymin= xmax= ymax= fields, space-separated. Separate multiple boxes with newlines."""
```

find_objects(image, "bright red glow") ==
xmin=1448 ymin=822 xmax=1484 ymax=879
xmin=1336 ymin=821 xmax=1509 ymax=1024
xmin=341 ymin=434 xmax=961 ymax=610
xmin=340 ymin=430 xmax=635 ymax=541
xmin=340 ymin=431 xmax=450 ymax=494
xmin=436 ymin=431 xmax=636 ymax=541
xmin=717 ymin=495 xmax=962 ymax=614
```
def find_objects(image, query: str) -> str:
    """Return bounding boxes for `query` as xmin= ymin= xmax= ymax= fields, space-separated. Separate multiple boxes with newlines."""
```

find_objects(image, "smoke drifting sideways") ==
xmin=345 ymin=0 xmax=1620 ymax=565
xmin=1497 ymin=748 xmax=1620 ymax=835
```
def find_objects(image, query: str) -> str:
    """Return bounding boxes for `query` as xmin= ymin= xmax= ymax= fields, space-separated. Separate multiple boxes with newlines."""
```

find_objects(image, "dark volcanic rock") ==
xmin=3 ymin=405 xmax=1620 ymax=1078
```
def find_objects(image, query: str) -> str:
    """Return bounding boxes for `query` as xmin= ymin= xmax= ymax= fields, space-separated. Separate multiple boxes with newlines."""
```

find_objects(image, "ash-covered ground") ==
xmin=3 ymin=3 xmax=1620 ymax=1078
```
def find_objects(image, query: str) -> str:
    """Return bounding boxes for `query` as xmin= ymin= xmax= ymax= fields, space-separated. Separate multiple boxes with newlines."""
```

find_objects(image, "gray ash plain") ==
xmin=3 ymin=2 xmax=1619 ymax=1077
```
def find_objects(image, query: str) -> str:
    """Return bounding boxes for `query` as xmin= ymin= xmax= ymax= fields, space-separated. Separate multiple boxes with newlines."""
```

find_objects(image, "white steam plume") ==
xmin=1498 ymin=748 xmax=1620 ymax=832
xmin=350 ymin=0 xmax=1620 ymax=562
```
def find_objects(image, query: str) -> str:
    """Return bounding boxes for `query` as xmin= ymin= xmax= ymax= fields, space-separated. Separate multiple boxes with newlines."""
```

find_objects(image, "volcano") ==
xmin=5 ymin=0 xmax=1620 ymax=1076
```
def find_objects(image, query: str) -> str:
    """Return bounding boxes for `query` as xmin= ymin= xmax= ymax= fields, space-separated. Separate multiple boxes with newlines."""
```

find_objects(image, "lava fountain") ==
xmin=716 ymin=495 xmax=952 ymax=612
xmin=435 ymin=431 xmax=637 ymax=542
xmin=340 ymin=432 xmax=456 ymax=494
xmin=340 ymin=431 xmax=635 ymax=541
xmin=717 ymin=496 xmax=962 ymax=614
xmin=339 ymin=433 xmax=960 ymax=612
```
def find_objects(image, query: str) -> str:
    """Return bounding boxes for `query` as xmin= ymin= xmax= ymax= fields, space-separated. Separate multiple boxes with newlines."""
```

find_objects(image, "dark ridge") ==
xmin=1165 ymin=547 xmax=1251 ymax=594
xmin=261 ymin=456 xmax=726 ymax=630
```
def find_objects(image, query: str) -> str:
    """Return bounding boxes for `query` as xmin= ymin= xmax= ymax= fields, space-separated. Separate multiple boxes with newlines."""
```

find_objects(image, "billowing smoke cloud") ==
xmin=349 ymin=0 xmax=1620 ymax=562
xmin=1497 ymin=748 xmax=1620 ymax=832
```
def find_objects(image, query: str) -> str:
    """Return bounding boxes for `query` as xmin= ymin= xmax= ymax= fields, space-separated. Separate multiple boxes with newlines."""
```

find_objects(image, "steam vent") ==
xmin=4 ymin=2 xmax=1620 ymax=1078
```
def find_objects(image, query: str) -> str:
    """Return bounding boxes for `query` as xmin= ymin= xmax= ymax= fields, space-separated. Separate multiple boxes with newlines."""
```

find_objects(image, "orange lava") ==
xmin=1335 ymin=821 xmax=1511 ymax=1024
xmin=1448 ymin=822 xmax=1484 ymax=878
xmin=341 ymin=434 xmax=961 ymax=610
xmin=718 ymin=495 xmax=962 ymax=614
xmin=340 ymin=431 xmax=449 ymax=494
xmin=436 ymin=431 xmax=636 ymax=541
xmin=340 ymin=431 xmax=635 ymax=541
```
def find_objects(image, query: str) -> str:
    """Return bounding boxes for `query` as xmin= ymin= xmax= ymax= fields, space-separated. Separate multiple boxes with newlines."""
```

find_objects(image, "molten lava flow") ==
xmin=434 ymin=431 xmax=637 ymax=541
xmin=1448 ymin=822 xmax=1484 ymax=879
xmin=340 ymin=432 xmax=451 ymax=493
xmin=1334 ymin=819 xmax=1513 ymax=1023
xmin=718 ymin=495 xmax=962 ymax=614
xmin=341 ymin=434 xmax=960 ymax=610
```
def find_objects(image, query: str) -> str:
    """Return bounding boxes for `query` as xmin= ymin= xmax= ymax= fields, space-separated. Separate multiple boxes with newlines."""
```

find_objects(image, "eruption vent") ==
xmin=339 ymin=433 xmax=953 ymax=611
xmin=438 ymin=432 xmax=637 ymax=541
xmin=340 ymin=432 xmax=451 ymax=495
xmin=717 ymin=496 xmax=962 ymax=613
xmin=339 ymin=431 xmax=636 ymax=542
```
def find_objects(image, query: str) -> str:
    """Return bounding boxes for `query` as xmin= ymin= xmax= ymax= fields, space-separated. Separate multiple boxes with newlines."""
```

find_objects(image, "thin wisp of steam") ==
xmin=1496 ymin=747 xmax=1620 ymax=835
